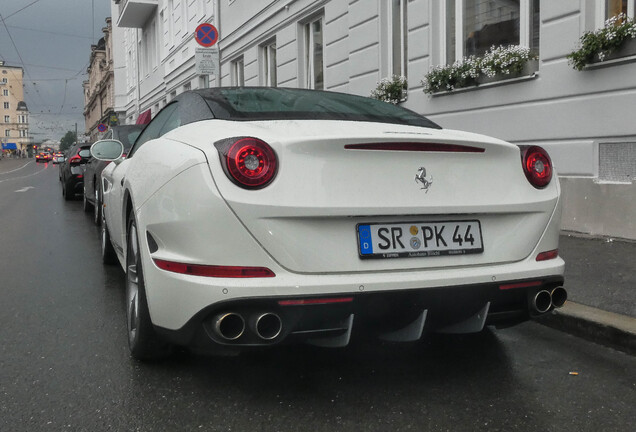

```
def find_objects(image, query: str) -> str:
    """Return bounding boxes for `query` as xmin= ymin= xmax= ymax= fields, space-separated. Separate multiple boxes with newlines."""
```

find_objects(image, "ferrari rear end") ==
xmin=140 ymin=114 xmax=564 ymax=354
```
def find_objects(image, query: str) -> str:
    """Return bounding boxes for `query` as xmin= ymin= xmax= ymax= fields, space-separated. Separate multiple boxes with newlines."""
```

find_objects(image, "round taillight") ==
xmin=522 ymin=146 xmax=552 ymax=188
xmin=215 ymin=137 xmax=277 ymax=189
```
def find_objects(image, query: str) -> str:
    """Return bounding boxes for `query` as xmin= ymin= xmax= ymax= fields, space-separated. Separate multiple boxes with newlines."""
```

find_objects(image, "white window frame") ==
xmin=168 ymin=0 xmax=175 ymax=49
xmin=303 ymin=16 xmax=324 ymax=90
xmin=2 ymin=89 xmax=8 ymax=96
xmin=19 ymin=129 xmax=27 ymax=138
xmin=232 ymin=57 xmax=245 ymax=86
xmin=4 ymin=115 xmax=9 ymax=123
xmin=389 ymin=0 xmax=408 ymax=77
xmin=442 ymin=0 xmax=533 ymax=63
xmin=3 ymin=102 xmax=9 ymax=109
xmin=4 ymin=129 xmax=9 ymax=137
xmin=596 ymin=0 xmax=636 ymax=28
xmin=261 ymin=41 xmax=277 ymax=87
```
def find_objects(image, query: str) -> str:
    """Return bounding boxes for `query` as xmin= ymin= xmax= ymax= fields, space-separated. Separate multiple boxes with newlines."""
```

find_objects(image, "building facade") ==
xmin=218 ymin=0 xmax=636 ymax=240
xmin=111 ymin=0 xmax=217 ymax=125
xmin=0 ymin=61 xmax=30 ymax=156
xmin=83 ymin=18 xmax=117 ymax=142
xmin=110 ymin=0 xmax=636 ymax=239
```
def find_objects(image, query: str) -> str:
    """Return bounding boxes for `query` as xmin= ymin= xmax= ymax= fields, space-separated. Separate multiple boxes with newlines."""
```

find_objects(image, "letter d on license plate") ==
xmin=357 ymin=220 xmax=483 ymax=259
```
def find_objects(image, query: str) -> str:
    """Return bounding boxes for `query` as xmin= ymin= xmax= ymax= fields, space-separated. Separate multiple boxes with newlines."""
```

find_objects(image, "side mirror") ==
xmin=90 ymin=139 xmax=124 ymax=165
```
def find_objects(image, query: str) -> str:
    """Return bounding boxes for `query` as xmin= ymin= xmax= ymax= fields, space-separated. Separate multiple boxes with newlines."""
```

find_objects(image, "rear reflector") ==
xmin=153 ymin=259 xmax=275 ymax=278
xmin=499 ymin=281 xmax=543 ymax=290
xmin=278 ymin=297 xmax=354 ymax=306
xmin=344 ymin=142 xmax=485 ymax=153
xmin=536 ymin=249 xmax=559 ymax=261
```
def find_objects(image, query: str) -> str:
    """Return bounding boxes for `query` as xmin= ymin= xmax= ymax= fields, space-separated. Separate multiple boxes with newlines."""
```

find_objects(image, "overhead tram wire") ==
xmin=5 ymin=25 xmax=96 ymax=40
xmin=0 ymin=12 xmax=49 ymax=110
xmin=2 ymin=0 xmax=44 ymax=20
xmin=59 ymin=79 xmax=68 ymax=114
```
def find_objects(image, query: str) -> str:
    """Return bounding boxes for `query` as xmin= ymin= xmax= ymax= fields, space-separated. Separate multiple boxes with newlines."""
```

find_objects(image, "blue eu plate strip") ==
xmin=358 ymin=225 xmax=373 ymax=255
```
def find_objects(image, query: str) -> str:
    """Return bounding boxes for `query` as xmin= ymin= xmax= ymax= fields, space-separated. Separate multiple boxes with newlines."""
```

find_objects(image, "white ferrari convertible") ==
xmin=91 ymin=87 xmax=565 ymax=360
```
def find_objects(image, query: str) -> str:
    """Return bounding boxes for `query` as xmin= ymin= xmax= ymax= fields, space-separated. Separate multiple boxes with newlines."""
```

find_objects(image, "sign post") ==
xmin=194 ymin=23 xmax=219 ymax=88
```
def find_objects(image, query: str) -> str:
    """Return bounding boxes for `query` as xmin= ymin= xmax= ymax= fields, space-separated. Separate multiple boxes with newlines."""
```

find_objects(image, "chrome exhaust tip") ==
xmin=550 ymin=286 xmax=568 ymax=308
xmin=533 ymin=290 xmax=552 ymax=314
xmin=252 ymin=313 xmax=283 ymax=341
xmin=214 ymin=313 xmax=245 ymax=341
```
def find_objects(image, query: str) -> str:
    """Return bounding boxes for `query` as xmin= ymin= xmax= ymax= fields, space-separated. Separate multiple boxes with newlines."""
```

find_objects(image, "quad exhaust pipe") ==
xmin=550 ymin=286 xmax=568 ymax=308
xmin=533 ymin=290 xmax=552 ymax=313
xmin=531 ymin=286 xmax=568 ymax=313
xmin=214 ymin=313 xmax=245 ymax=341
xmin=213 ymin=312 xmax=283 ymax=341
xmin=251 ymin=313 xmax=283 ymax=340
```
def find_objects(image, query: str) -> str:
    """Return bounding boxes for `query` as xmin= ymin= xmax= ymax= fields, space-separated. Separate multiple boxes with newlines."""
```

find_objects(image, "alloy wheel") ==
xmin=126 ymin=223 xmax=140 ymax=346
xmin=94 ymin=188 xmax=101 ymax=225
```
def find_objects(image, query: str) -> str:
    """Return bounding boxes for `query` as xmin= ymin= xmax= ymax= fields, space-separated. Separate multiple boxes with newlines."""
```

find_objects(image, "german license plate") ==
xmin=357 ymin=220 xmax=483 ymax=259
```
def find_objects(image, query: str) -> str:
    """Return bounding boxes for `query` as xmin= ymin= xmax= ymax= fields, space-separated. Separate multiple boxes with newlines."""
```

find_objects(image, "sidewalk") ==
xmin=537 ymin=233 xmax=636 ymax=355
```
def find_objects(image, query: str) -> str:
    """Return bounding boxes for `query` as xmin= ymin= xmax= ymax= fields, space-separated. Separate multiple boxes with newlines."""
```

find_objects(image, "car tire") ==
xmin=126 ymin=213 xmax=171 ymax=361
xmin=100 ymin=206 xmax=118 ymax=265
xmin=63 ymin=180 xmax=74 ymax=201
xmin=93 ymin=187 xmax=101 ymax=226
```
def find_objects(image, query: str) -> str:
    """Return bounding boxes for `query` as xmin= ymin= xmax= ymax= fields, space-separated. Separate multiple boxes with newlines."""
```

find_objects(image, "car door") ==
xmin=104 ymin=104 xmax=180 ymax=257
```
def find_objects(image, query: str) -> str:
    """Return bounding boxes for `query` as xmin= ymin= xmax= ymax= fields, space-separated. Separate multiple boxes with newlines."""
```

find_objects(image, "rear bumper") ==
xmin=155 ymin=275 xmax=565 ymax=355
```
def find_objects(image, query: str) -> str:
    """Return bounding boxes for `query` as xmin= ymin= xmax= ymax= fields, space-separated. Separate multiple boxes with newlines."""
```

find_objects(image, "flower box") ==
xmin=568 ymin=13 xmax=636 ymax=70
xmin=596 ymin=37 xmax=636 ymax=63
xmin=477 ymin=59 xmax=539 ymax=85
xmin=423 ymin=45 xmax=536 ymax=94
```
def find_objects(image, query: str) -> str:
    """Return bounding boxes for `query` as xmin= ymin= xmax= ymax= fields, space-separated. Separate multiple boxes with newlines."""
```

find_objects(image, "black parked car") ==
xmin=82 ymin=125 xmax=144 ymax=224
xmin=60 ymin=143 xmax=92 ymax=201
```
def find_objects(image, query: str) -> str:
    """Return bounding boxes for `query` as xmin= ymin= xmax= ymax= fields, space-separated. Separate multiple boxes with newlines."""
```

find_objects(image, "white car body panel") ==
xmin=131 ymin=157 xmax=563 ymax=330
xmin=160 ymin=120 xmax=560 ymax=273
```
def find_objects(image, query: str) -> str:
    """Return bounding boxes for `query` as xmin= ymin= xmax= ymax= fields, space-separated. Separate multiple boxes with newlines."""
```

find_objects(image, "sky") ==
xmin=0 ymin=0 xmax=112 ymax=142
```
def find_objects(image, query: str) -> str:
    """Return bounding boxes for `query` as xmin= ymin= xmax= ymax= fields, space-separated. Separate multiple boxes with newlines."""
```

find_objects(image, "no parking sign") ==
xmin=195 ymin=23 xmax=218 ymax=47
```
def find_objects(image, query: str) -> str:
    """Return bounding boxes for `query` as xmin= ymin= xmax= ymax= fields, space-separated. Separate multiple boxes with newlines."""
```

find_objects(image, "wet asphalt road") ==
xmin=1 ymin=159 xmax=635 ymax=431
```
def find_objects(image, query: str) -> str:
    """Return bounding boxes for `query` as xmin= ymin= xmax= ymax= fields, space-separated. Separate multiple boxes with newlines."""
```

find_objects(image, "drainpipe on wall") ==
xmin=136 ymin=28 xmax=141 ymax=119
xmin=215 ymin=0 xmax=221 ymax=87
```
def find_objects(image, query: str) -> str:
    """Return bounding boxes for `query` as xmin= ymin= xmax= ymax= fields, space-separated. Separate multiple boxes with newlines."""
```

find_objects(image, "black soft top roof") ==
xmin=175 ymin=87 xmax=441 ymax=129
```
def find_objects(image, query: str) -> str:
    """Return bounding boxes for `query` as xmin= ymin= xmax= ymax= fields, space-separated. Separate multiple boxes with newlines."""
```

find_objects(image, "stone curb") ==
xmin=537 ymin=301 xmax=636 ymax=355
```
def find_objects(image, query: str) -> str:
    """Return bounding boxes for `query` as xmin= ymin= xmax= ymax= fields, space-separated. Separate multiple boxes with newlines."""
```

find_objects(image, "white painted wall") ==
xmin=113 ymin=0 xmax=636 ymax=238
xmin=113 ymin=0 xmax=216 ymax=124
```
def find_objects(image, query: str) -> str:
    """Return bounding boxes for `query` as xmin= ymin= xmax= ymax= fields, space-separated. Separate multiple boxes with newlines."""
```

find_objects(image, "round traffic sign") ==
xmin=97 ymin=123 xmax=107 ymax=133
xmin=195 ymin=23 xmax=219 ymax=47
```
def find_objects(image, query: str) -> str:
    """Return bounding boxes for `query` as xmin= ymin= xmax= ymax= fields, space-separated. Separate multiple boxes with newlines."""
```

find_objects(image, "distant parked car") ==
xmin=60 ymin=143 xmax=92 ymax=201
xmin=52 ymin=154 xmax=65 ymax=164
xmin=83 ymin=125 xmax=144 ymax=223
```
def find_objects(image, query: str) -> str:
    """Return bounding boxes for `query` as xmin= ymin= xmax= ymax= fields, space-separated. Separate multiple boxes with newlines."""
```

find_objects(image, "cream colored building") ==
xmin=0 ymin=61 xmax=30 ymax=155
xmin=83 ymin=18 xmax=117 ymax=142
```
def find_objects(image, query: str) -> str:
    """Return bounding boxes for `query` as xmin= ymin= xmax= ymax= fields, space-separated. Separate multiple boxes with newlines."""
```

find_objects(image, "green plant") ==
xmin=422 ymin=45 xmax=535 ymax=94
xmin=567 ymin=13 xmax=636 ymax=71
xmin=480 ymin=45 xmax=535 ymax=77
xmin=370 ymin=75 xmax=407 ymax=104
xmin=422 ymin=56 xmax=480 ymax=93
